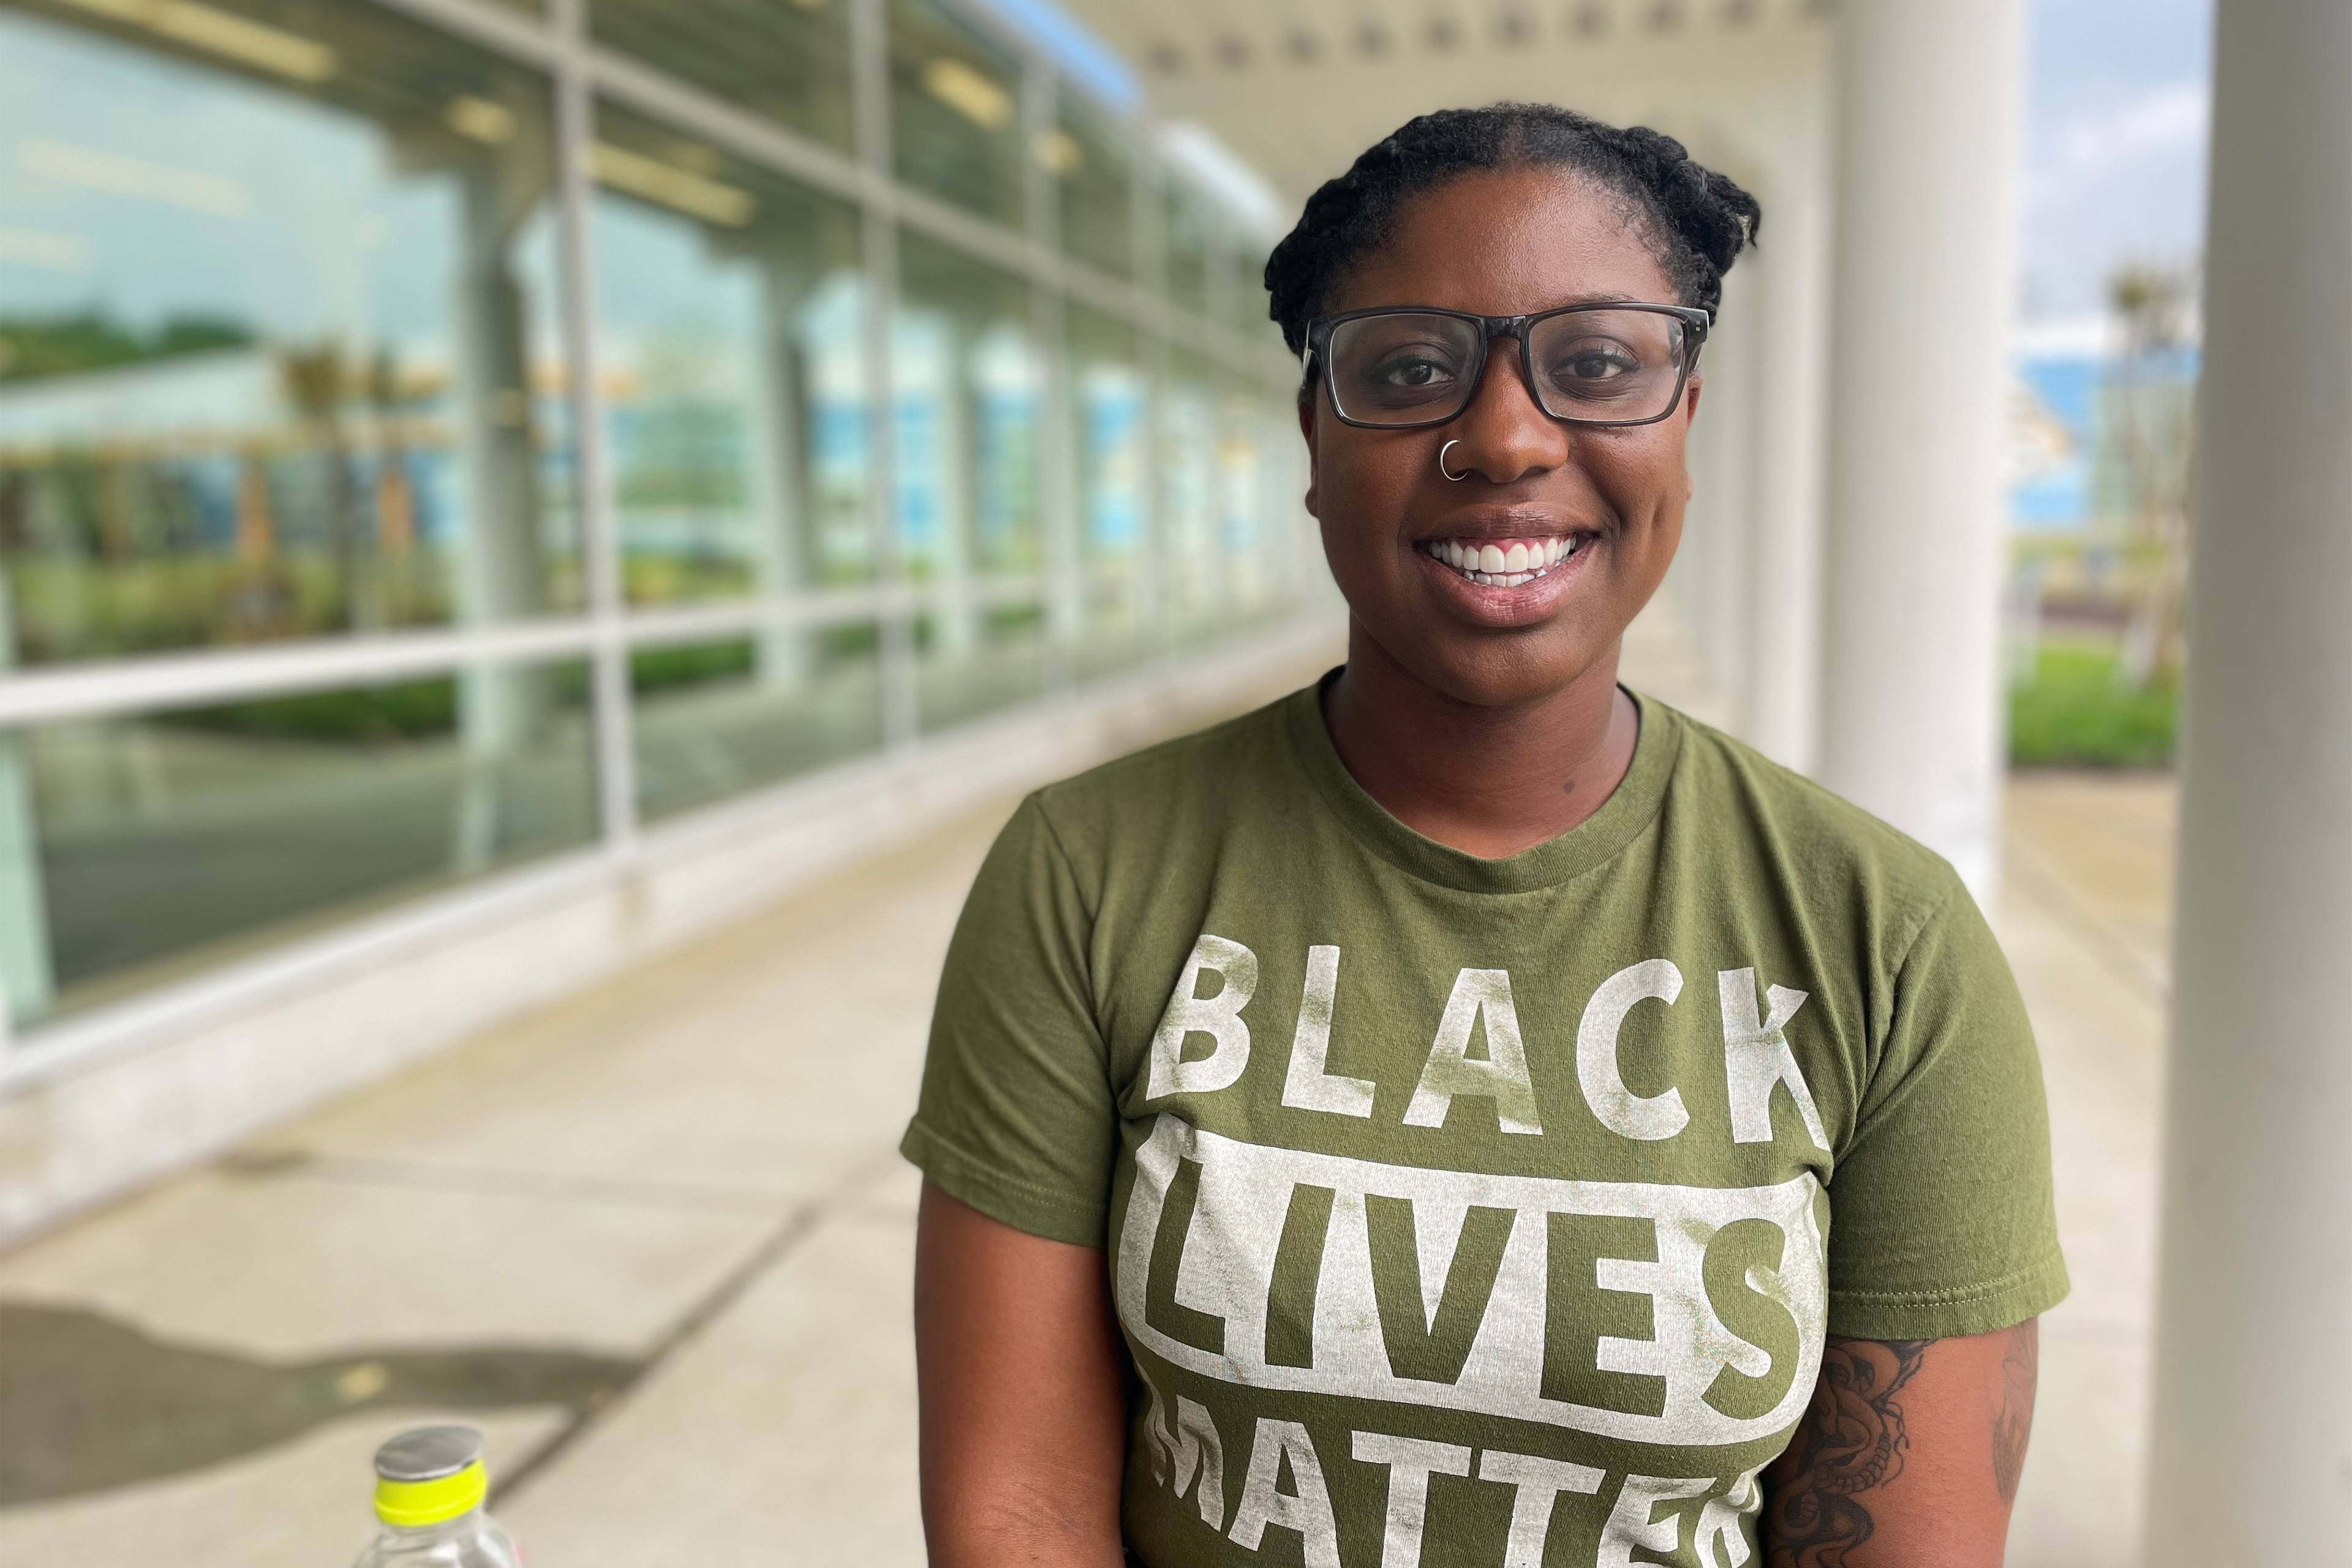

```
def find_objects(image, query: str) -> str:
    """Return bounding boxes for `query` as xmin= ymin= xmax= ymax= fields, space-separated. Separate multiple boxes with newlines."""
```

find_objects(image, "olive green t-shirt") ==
xmin=902 ymin=679 xmax=2066 ymax=1568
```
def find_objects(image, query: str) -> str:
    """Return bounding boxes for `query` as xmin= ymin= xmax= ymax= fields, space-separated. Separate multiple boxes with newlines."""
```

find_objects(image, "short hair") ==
xmin=1263 ymin=103 xmax=1762 ymax=358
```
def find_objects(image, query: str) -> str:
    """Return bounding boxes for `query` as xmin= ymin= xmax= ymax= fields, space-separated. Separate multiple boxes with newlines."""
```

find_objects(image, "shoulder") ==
xmin=1649 ymin=697 xmax=1969 ymax=939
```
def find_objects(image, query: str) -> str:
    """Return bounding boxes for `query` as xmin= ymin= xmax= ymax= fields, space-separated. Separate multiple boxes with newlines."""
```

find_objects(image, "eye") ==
xmin=1550 ymin=342 xmax=1642 ymax=382
xmin=1371 ymin=349 xmax=1460 ymax=388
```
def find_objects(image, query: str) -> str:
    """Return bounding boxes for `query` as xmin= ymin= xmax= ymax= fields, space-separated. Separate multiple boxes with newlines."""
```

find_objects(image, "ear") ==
xmin=1681 ymin=373 xmax=1703 ymax=503
xmin=1297 ymin=380 xmax=1322 ymax=518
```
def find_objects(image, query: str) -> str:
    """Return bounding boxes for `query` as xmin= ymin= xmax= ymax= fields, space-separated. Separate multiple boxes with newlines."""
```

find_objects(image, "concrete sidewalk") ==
xmin=0 ymin=706 xmax=2171 ymax=1566
xmin=1997 ymin=772 xmax=2174 ymax=1568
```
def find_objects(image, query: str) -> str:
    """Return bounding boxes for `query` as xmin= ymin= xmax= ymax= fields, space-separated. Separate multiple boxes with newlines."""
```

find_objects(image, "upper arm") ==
xmin=1762 ymin=1321 xmax=2038 ymax=1567
xmin=1826 ymin=886 xmax=2068 ymax=1341
xmin=902 ymin=796 xmax=1118 ymax=1247
xmin=914 ymin=1181 xmax=1128 ymax=1568
xmin=903 ymin=801 xmax=1131 ymax=1560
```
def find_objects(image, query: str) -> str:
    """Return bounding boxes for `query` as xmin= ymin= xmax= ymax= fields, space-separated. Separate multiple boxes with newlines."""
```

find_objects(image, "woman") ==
xmin=903 ymin=104 xmax=2065 ymax=1568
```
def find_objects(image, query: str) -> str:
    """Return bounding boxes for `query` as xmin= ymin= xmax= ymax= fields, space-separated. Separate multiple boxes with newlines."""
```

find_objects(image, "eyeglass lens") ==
xmin=1325 ymin=309 xmax=1691 ymax=426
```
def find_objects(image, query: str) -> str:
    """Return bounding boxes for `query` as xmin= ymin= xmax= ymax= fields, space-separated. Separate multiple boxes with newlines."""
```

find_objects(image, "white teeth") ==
xmin=1427 ymin=535 xmax=1587 ymax=586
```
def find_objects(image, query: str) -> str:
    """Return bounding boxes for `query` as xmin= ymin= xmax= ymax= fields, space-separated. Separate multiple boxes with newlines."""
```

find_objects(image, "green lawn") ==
xmin=2010 ymin=638 xmax=2177 ymax=768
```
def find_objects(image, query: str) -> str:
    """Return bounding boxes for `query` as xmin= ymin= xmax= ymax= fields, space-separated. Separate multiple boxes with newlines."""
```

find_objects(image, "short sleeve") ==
xmin=1823 ymin=883 xmax=2071 ymax=1340
xmin=899 ymin=795 xmax=1118 ymax=1247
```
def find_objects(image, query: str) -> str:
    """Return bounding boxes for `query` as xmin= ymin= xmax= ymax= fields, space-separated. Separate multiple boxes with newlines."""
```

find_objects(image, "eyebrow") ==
xmin=1339 ymin=293 xmax=1671 ymax=316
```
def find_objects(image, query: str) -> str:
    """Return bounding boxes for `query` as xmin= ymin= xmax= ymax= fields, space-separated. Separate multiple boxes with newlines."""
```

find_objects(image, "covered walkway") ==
xmin=0 ymin=619 xmax=2169 ymax=1566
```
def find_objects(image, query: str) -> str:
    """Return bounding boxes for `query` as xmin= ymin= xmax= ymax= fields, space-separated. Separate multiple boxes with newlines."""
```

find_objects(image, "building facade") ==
xmin=0 ymin=0 xmax=1314 ymax=1056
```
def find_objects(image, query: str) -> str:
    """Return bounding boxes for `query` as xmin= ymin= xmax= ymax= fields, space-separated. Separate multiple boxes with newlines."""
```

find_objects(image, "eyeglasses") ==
xmin=1304 ymin=303 xmax=1711 ymax=429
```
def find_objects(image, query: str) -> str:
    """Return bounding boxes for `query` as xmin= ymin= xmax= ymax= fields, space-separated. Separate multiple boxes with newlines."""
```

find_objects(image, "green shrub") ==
xmin=2009 ymin=639 xmax=2176 ymax=768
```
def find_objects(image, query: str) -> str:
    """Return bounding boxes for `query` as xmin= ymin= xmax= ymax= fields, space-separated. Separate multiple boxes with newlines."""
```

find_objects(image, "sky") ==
xmin=2021 ymin=0 xmax=2214 ymax=331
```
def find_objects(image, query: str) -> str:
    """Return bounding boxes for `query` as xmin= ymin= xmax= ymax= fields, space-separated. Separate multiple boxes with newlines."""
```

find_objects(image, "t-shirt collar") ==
xmin=1284 ymin=668 xmax=1683 ymax=895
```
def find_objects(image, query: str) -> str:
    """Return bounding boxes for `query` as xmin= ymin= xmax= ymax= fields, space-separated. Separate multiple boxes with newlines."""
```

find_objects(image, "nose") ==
xmin=1441 ymin=331 xmax=1567 ymax=484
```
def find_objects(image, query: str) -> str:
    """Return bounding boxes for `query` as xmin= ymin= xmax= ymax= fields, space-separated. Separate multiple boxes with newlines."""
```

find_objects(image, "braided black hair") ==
xmin=1264 ymin=104 xmax=1762 ymax=358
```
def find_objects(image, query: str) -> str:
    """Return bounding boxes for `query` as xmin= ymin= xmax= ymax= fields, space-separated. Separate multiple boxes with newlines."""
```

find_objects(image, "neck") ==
xmin=1322 ymin=622 xmax=1640 ymax=859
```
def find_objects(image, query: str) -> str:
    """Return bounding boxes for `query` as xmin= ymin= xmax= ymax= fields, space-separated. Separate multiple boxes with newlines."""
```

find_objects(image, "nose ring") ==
xmin=1438 ymin=439 xmax=1468 ymax=482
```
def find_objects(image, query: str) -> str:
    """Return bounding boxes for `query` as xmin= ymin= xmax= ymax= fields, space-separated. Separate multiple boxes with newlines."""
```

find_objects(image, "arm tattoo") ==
xmin=1764 ymin=1337 xmax=1929 ymax=1568
xmin=1989 ymin=1319 xmax=2037 ymax=1502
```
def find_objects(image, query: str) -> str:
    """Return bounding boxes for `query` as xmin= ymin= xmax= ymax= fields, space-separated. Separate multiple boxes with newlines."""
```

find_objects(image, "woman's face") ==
xmin=1302 ymin=166 xmax=1698 ymax=708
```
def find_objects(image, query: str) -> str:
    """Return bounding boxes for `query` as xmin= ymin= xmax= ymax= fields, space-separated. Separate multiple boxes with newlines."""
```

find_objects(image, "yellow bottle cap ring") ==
xmin=371 ymin=1427 xmax=490 ymax=1528
xmin=374 ymin=1460 xmax=486 ymax=1526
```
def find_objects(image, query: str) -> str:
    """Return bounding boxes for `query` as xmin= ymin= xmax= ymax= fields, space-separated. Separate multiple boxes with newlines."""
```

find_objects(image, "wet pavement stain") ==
xmin=0 ymin=1301 xmax=638 ymax=1509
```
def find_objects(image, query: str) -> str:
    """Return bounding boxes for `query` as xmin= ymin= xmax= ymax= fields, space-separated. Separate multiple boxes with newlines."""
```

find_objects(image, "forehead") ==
xmin=1324 ymin=165 xmax=1678 ymax=317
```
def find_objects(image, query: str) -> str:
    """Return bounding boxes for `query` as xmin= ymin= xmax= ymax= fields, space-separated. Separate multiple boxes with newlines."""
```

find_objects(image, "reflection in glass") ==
xmin=631 ymin=625 xmax=881 ymax=821
xmin=915 ymin=601 xmax=1044 ymax=729
xmin=0 ymin=2 xmax=576 ymax=665
xmin=1161 ymin=349 xmax=1221 ymax=641
xmin=1232 ymin=235 xmax=1273 ymax=337
xmin=1051 ymin=91 xmax=1131 ymax=279
xmin=1216 ymin=372 xmax=1277 ymax=627
xmin=888 ymin=0 xmax=1026 ymax=229
xmin=1165 ymin=178 xmax=1217 ymax=318
xmin=894 ymin=228 xmax=1040 ymax=678
xmin=589 ymin=0 xmax=855 ymax=153
xmin=590 ymin=103 xmax=869 ymax=603
xmin=1066 ymin=306 xmax=1148 ymax=677
xmin=4 ymin=658 xmax=595 ymax=1027
xmin=0 ymin=0 xmax=1324 ymax=1035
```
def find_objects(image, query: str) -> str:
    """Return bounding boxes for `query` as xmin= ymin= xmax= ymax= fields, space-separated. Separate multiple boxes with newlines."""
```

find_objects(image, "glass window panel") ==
xmin=913 ymin=600 xmax=1043 ymax=729
xmin=1050 ymin=90 xmax=1130 ymax=279
xmin=589 ymin=0 xmax=854 ymax=153
xmin=1218 ymin=370 xmax=1281 ymax=624
xmin=1160 ymin=347 xmax=1221 ymax=643
xmin=1252 ymin=382 xmax=1311 ymax=608
xmin=888 ymin=0 xmax=1025 ymax=230
xmin=0 ymin=2 xmax=577 ymax=665
xmin=591 ymin=102 xmax=870 ymax=604
xmin=894 ymin=230 xmax=1039 ymax=584
xmin=1066 ymin=304 xmax=1147 ymax=679
xmin=0 ymin=656 xmax=595 ymax=1030
xmin=1164 ymin=179 xmax=1216 ymax=318
xmin=1069 ymin=307 xmax=1142 ymax=566
xmin=894 ymin=235 xmax=1043 ymax=730
xmin=1231 ymin=233 xmax=1273 ymax=337
xmin=630 ymin=623 xmax=881 ymax=821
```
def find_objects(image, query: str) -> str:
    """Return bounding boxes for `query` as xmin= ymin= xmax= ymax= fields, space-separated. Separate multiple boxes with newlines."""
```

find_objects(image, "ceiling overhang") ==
xmin=1057 ymin=0 xmax=1836 ymax=210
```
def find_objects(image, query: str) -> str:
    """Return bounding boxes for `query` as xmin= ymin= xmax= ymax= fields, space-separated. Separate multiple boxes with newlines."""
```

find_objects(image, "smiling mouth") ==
xmin=1419 ymin=533 xmax=1588 ymax=588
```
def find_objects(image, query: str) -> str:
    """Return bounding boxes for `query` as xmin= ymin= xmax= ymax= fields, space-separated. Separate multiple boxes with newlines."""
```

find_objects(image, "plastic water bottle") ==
xmin=352 ymin=1425 xmax=524 ymax=1566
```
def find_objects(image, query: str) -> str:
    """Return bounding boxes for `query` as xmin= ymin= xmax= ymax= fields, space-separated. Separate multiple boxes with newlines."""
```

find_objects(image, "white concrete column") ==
xmin=2145 ymin=3 xmax=2352 ymax=1558
xmin=1656 ymin=249 xmax=1749 ymax=730
xmin=0 ymin=569 xmax=53 ymax=1042
xmin=1744 ymin=92 xmax=1834 ymax=776
xmin=1817 ymin=0 xmax=2024 ymax=896
xmin=451 ymin=155 xmax=556 ymax=872
xmin=1698 ymin=260 xmax=1760 ymax=729
xmin=747 ymin=257 xmax=812 ymax=688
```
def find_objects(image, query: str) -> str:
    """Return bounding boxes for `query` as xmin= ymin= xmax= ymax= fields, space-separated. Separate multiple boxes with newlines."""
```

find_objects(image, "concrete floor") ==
xmin=0 ymin=657 xmax=2174 ymax=1565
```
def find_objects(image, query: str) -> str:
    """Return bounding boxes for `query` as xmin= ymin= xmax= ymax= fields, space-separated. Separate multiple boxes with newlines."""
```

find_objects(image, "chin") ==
xmin=1392 ymin=625 xmax=1611 ymax=710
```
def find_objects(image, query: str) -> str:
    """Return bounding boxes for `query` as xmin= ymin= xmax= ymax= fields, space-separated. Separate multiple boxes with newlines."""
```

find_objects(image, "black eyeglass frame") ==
xmin=1303 ymin=303 xmax=1714 ymax=431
